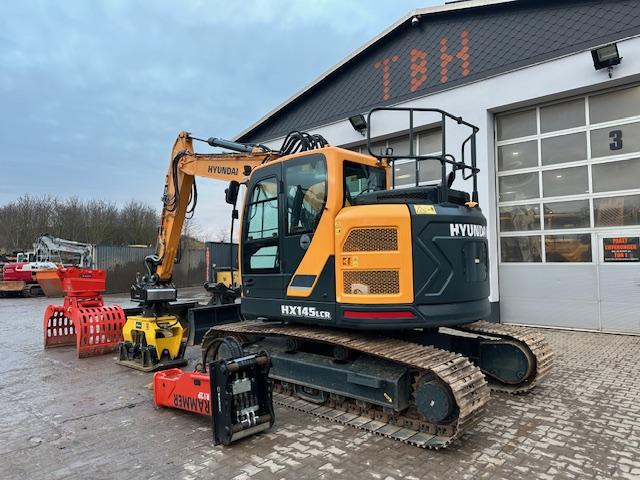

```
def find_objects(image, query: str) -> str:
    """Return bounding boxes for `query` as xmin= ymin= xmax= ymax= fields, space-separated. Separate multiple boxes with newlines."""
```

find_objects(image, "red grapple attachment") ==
xmin=43 ymin=268 xmax=126 ymax=357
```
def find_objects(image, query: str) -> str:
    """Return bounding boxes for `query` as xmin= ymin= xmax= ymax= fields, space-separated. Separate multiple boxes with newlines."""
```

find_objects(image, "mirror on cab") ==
xmin=225 ymin=180 xmax=240 ymax=205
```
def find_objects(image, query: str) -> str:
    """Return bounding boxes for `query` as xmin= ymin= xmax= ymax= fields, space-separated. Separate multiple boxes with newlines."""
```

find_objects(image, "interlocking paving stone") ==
xmin=1 ymin=287 xmax=639 ymax=479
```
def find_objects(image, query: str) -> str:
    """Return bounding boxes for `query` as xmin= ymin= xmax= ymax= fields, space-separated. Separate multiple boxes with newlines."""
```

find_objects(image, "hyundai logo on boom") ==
xmin=208 ymin=165 xmax=238 ymax=176
xmin=449 ymin=223 xmax=487 ymax=237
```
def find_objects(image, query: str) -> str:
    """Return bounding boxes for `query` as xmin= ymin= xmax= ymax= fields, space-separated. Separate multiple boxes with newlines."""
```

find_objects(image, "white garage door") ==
xmin=496 ymin=84 xmax=640 ymax=333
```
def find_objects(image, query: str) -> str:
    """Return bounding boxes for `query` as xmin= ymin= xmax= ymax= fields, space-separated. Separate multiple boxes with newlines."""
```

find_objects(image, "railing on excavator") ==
xmin=366 ymin=107 xmax=480 ymax=203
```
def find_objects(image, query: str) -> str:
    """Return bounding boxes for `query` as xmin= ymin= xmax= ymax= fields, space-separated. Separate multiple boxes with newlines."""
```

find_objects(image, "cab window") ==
xmin=246 ymin=178 xmax=278 ymax=240
xmin=344 ymin=161 xmax=386 ymax=205
xmin=244 ymin=177 xmax=279 ymax=273
xmin=285 ymin=156 xmax=327 ymax=235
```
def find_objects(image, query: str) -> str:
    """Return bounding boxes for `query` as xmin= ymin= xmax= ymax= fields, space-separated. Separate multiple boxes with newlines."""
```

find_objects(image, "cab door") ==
xmin=281 ymin=153 xmax=328 ymax=292
xmin=241 ymin=164 xmax=285 ymax=299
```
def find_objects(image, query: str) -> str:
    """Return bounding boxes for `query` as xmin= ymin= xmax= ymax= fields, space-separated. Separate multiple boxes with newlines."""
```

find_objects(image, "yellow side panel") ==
xmin=335 ymin=204 xmax=413 ymax=305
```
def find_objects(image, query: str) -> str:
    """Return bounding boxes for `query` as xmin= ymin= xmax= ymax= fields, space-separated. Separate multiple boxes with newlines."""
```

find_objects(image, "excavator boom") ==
xmin=119 ymin=131 xmax=284 ymax=372
xmin=153 ymin=131 xmax=281 ymax=282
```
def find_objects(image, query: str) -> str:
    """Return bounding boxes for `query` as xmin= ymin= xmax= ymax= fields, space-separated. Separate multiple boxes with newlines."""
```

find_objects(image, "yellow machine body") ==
xmin=334 ymin=204 xmax=414 ymax=305
xmin=215 ymin=270 xmax=241 ymax=287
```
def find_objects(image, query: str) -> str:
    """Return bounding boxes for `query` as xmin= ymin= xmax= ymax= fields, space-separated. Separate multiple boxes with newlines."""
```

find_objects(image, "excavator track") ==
xmin=203 ymin=321 xmax=490 ymax=449
xmin=452 ymin=321 xmax=554 ymax=394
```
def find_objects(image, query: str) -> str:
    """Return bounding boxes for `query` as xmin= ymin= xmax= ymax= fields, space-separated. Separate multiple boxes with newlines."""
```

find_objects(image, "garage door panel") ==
xmin=499 ymin=265 xmax=597 ymax=300
xmin=597 ymin=266 xmax=640 ymax=300
xmin=496 ymin=84 xmax=640 ymax=333
xmin=500 ymin=297 xmax=599 ymax=329
xmin=599 ymin=302 xmax=640 ymax=333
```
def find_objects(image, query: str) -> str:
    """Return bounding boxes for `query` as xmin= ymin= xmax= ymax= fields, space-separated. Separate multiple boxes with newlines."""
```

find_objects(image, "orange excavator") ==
xmin=123 ymin=107 xmax=553 ymax=449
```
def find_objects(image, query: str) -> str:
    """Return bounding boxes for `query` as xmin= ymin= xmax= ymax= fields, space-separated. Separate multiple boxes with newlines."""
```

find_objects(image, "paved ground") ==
xmin=1 ymin=288 xmax=639 ymax=480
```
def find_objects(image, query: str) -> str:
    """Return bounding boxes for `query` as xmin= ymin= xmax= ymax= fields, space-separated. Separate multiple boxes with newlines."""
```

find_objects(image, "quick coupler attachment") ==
xmin=153 ymin=337 xmax=274 ymax=446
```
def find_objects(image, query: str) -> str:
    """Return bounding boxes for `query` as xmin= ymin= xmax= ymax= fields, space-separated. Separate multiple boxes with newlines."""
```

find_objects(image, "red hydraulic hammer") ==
xmin=154 ymin=337 xmax=274 ymax=445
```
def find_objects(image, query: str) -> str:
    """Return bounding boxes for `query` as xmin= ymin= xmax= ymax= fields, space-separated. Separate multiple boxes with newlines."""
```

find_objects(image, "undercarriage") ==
xmin=200 ymin=320 xmax=552 ymax=449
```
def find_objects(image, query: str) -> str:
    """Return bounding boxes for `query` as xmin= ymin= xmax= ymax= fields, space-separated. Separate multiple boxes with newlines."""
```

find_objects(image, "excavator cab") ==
xmin=239 ymin=107 xmax=490 ymax=330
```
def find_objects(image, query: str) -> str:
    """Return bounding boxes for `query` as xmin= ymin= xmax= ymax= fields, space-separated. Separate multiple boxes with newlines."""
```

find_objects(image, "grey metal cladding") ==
xmin=239 ymin=0 xmax=640 ymax=143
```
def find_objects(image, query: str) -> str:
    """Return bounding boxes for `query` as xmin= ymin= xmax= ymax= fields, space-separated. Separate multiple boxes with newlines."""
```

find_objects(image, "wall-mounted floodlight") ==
xmin=348 ymin=114 xmax=367 ymax=135
xmin=591 ymin=43 xmax=622 ymax=78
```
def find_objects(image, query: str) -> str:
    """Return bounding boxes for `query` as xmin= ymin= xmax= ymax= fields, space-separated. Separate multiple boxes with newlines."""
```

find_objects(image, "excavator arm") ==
xmin=150 ymin=131 xmax=281 ymax=283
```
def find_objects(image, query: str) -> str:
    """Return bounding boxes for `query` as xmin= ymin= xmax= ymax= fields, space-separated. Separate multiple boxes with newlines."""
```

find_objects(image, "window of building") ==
xmin=545 ymin=234 xmax=592 ymax=263
xmin=594 ymin=194 xmax=640 ymax=227
xmin=500 ymin=236 xmax=542 ymax=262
xmin=496 ymin=84 xmax=640 ymax=264
xmin=497 ymin=109 xmax=536 ymax=141
xmin=498 ymin=140 xmax=538 ymax=171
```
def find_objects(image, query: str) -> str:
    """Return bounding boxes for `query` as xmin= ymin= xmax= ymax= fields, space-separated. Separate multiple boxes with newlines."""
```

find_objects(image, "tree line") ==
xmin=0 ymin=195 xmax=159 ymax=252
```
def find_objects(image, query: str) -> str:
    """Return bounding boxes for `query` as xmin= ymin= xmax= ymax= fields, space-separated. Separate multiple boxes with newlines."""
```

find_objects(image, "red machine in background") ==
xmin=43 ymin=268 xmax=126 ymax=357
xmin=3 ymin=262 xmax=35 ymax=282
xmin=1 ymin=260 xmax=56 ymax=297
xmin=153 ymin=337 xmax=274 ymax=445
xmin=1 ymin=234 xmax=96 ymax=298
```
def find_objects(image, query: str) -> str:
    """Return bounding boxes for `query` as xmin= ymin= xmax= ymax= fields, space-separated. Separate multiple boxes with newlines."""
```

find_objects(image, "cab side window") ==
xmin=285 ymin=157 xmax=327 ymax=235
xmin=244 ymin=177 xmax=279 ymax=272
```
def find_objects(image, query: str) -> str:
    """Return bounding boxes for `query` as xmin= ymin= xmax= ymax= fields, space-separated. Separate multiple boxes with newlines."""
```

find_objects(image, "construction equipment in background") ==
xmin=1 ymin=234 xmax=95 ymax=297
xmin=125 ymin=107 xmax=552 ymax=448
xmin=153 ymin=336 xmax=274 ymax=445
xmin=33 ymin=234 xmax=95 ymax=266
xmin=0 ymin=260 xmax=55 ymax=297
xmin=43 ymin=267 xmax=125 ymax=357
xmin=35 ymin=234 xmax=95 ymax=297
xmin=204 ymin=241 xmax=240 ymax=305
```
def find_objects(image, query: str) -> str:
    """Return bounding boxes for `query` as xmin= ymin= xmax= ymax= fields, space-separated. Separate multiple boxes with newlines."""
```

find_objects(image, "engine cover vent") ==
xmin=343 ymin=270 xmax=400 ymax=295
xmin=343 ymin=228 xmax=398 ymax=252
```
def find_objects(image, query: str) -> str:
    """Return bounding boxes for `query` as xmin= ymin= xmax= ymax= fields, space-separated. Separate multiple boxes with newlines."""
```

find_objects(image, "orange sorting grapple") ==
xmin=43 ymin=267 xmax=126 ymax=357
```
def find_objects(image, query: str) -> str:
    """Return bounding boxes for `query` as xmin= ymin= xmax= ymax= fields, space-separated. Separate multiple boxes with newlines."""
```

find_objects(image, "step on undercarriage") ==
xmin=202 ymin=321 xmax=491 ymax=449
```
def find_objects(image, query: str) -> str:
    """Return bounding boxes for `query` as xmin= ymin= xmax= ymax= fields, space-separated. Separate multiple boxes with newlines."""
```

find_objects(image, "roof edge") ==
xmin=234 ymin=0 xmax=516 ymax=141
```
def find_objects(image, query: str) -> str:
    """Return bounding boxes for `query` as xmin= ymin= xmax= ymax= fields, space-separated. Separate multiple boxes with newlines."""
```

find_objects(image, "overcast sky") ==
xmin=0 ymin=0 xmax=437 ymax=239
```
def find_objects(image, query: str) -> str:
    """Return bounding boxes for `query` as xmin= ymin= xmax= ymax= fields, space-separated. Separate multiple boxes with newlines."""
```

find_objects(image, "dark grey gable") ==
xmin=240 ymin=0 xmax=640 ymax=143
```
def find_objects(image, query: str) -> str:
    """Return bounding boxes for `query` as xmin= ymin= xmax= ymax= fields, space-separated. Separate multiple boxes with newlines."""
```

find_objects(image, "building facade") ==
xmin=236 ymin=0 xmax=640 ymax=333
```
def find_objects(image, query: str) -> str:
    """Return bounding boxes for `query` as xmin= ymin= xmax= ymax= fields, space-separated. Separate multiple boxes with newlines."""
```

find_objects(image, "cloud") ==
xmin=0 ymin=0 xmax=432 ymax=237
